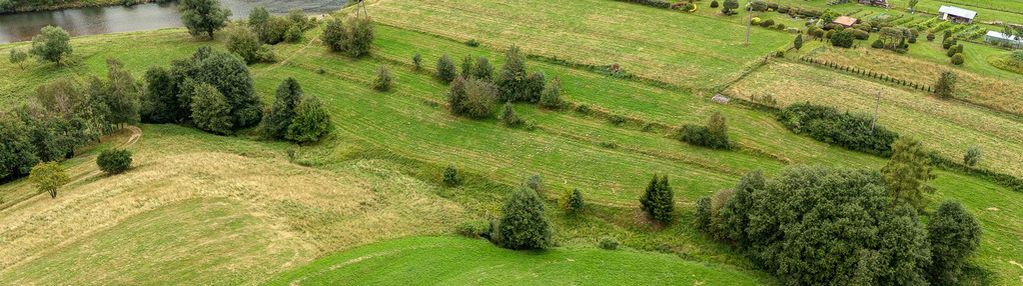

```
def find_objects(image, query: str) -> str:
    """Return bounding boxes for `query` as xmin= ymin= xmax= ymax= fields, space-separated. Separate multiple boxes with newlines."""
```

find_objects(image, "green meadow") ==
xmin=1 ymin=0 xmax=1023 ymax=284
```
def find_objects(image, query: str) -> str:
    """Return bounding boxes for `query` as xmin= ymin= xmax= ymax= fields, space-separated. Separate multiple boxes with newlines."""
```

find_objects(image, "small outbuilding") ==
xmin=833 ymin=16 xmax=858 ymax=28
xmin=984 ymin=31 xmax=1023 ymax=47
xmin=938 ymin=6 xmax=977 ymax=24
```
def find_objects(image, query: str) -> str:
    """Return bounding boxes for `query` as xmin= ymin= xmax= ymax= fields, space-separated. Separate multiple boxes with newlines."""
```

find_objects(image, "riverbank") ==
xmin=1 ymin=0 xmax=158 ymax=14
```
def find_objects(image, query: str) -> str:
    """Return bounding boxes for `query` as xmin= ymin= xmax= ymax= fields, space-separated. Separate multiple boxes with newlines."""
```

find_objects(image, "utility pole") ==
xmin=355 ymin=0 xmax=369 ymax=18
xmin=745 ymin=0 xmax=752 ymax=46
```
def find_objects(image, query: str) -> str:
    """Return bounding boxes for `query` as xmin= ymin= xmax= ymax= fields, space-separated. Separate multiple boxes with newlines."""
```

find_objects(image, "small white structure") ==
xmin=938 ymin=6 xmax=977 ymax=23
xmin=984 ymin=31 xmax=1023 ymax=47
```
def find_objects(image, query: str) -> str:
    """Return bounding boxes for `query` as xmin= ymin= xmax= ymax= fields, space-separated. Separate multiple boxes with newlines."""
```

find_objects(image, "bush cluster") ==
xmin=778 ymin=103 xmax=898 ymax=156
xmin=447 ymin=76 xmax=497 ymax=119
xmin=2 ymin=59 xmax=143 ymax=181
xmin=320 ymin=15 xmax=374 ymax=58
xmin=695 ymin=166 xmax=983 ymax=286
xmin=675 ymin=112 xmax=730 ymax=149
xmin=262 ymin=78 xmax=332 ymax=143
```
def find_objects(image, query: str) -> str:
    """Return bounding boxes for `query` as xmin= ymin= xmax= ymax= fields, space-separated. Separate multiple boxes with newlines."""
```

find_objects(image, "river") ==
xmin=0 ymin=0 xmax=347 ymax=43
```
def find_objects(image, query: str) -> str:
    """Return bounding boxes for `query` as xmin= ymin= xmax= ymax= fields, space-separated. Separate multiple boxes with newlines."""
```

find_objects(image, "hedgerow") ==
xmin=778 ymin=103 xmax=898 ymax=157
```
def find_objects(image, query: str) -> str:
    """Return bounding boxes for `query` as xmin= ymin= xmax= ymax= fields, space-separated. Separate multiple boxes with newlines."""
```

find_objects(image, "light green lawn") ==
xmin=267 ymin=236 xmax=763 ymax=286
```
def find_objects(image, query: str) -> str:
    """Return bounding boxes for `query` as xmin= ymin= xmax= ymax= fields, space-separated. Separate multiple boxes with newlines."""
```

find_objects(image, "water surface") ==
xmin=0 ymin=0 xmax=346 ymax=43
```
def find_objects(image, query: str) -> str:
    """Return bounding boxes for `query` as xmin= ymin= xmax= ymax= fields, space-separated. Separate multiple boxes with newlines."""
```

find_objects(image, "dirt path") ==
xmin=120 ymin=126 xmax=142 ymax=148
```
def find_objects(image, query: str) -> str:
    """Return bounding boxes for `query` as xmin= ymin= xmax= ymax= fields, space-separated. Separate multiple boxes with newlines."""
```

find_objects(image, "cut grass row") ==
xmin=364 ymin=0 xmax=793 ymax=91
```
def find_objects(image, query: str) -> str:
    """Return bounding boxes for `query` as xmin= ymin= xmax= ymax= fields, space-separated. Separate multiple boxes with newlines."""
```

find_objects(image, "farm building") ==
xmin=833 ymin=16 xmax=858 ymax=28
xmin=858 ymin=0 xmax=889 ymax=8
xmin=938 ymin=6 xmax=977 ymax=23
xmin=984 ymin=31 xmax=1023 ymax=47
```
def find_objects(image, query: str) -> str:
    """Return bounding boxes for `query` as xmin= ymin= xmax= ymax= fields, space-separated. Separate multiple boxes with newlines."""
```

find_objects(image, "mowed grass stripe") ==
xmin=365 ymin=0 xmax=792 ymax=90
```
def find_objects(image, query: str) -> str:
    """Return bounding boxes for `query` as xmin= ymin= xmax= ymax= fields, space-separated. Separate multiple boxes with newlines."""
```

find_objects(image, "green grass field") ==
xmin=1 ymin=0 xmax=1023 ymax=284
xmin=269 ymin=236 xmax=764 ymax=285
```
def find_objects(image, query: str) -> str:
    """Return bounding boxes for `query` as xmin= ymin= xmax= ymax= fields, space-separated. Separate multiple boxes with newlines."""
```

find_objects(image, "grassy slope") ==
xmin=0 ymin=125 xmax=467 ymax=284
xmin=0 ymin=0 xmax=1020 ymax=284
xmin=364 ymin=0 xmax=792 ymax=91
xmin=268 ymin=236 xmax=762 ymax=286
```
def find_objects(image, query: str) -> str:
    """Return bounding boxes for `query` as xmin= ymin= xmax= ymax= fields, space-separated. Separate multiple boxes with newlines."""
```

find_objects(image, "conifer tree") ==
xmin=640 ymin=174 xmax=675 ymax=223
xmin=497 ymin=186 xmax=553 ymax=250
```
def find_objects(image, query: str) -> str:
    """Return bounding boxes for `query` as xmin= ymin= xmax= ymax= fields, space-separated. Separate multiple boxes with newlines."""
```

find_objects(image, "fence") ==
xmin=799 ymin=56 xmax=934 ymax=93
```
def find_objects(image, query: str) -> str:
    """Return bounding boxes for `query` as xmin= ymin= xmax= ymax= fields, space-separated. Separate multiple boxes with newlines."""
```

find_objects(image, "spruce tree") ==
xmin=496 ymin=46 xmax=528 ymax=102
xmin=793 ymin=33 xmax=804 ymax=50
xmin=473 ymin=56 xmax=494 ymax=81
xmin=934 ymin=71 xmax=956 ymax=99
xmin=497 ymin=186 xmax=553 ymax=250
xmin=460 ymin=54 xmax=475 ymax=79
xmin=436 ymin=54 xmax=458 ymax=83
xmin=286 ymin=96 xmax=332 ymax=143
xmin=264 ymin=78 xmax=304 ymax=139
xmin=640 ymin=174 xmax=674 ymax=223
xmin=501 ymin=102 xmax=523 ymax=127
xmin=564 ymin=188 xmax=584 ymax=215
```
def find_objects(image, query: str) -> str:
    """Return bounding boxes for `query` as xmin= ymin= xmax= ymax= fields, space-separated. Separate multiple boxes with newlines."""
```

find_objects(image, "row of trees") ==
xmin=778 ymin=103 xmax=899 ymax=156
xmin=320 ymin=15 xmax=374 ymax=58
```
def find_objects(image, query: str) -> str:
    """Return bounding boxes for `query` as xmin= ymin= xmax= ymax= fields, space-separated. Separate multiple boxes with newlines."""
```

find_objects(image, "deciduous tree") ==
xmin=179 ymin=0 xmax=231 ymax=39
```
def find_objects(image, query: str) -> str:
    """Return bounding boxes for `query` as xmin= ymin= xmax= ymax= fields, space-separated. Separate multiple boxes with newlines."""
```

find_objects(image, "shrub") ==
xmin=750 ymin=17 xmax=762 ymax=26
xmin=460 ymin=55 xmax=474 ymax=79
xmin=598 ymin=236 xmax=620 ymax=250
xmin=539 ymin=76 xmax=562 ymax=109
xmin=793 ymin=34 xmax=803 ymax=50
xmin=778 ymin=103 xmax=898 ymax=156
xmin=927 ymin=200 xmax=982 ymax=285
xmin=676 ymin=112 xmax=730 ymax=149
xmin=927 ymin=33 xmax=935 ymax=41
xmin=963 ymin=146 xmax=981 ymax=167
xmin=693 ymin=196 xmax=712 ymax=231
xmin=871 ymin=39 xmax=884 ymax=48
xmin=97 ymin=149 xmax=132 ymax=174
xmin=711 ymin=166 xmax=931 ymax=285
xmin=443 ymin=165 xmax=460 ymax=186
xmin=455 ymin=220 xmax=490 ymax=238
xmin=608 ymin=114 xmax=626 ymax=126
xmin=30 ymin=26 xmax=73 ymax=64
xmin=496 ymin=186 xmax=553 ymax=250
xmin=522 ymin=71 xmax=546 ymax=103
xmin=286 ymin=97 xmax=332 ymax=143
xmin=436 ymin=55 xmax=458 ymax=83
xmin=255 ymin=44 xmax=277 ymax=63
xmin=284 ymin=25 xmax=302 ymax=43
xmin=830 ymin=30 xmax=854 ymax=48
xmin=465 ymin=39 xmax=480 ymax=47
xmin=751 ymin=0 xmax=767 ymax=11
xmin=226 ymin=27 xmax=262 ymax=64
xmin=759 ymin=19 xmax=775 ymax=28
xmin=563 ymin=188 xmax=584 ymax=215
xmin=449 ymin=77 xmax=497 ymax=119
xmin=950 ymin=53 xmax=964 ymax=65
xmin=189 ymin=83 xmax=234 ymax=135
xmin=849 ymin=28 xmax=869 ymax=40
xmin=774 ymin=23 xmax=786 ymax=30
xmin=373 ymin=65 xmax=393 ymax=91
xmin=320 ymin=16 xmax=374 ymax=57
xmin=500 ymin=102 xmax=523 ymax=127
xmin=710 ymin=0 xmax=718 ymax=8
xmin=639 ymin=175 xmax=674 ymax=223
xmin=412 ymin=53 xmax=422 ymax=71
xmin=526 ymin=174 xmax=544 ymax=194
xmin=934 ymin=71 xmax=956 ymax=99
